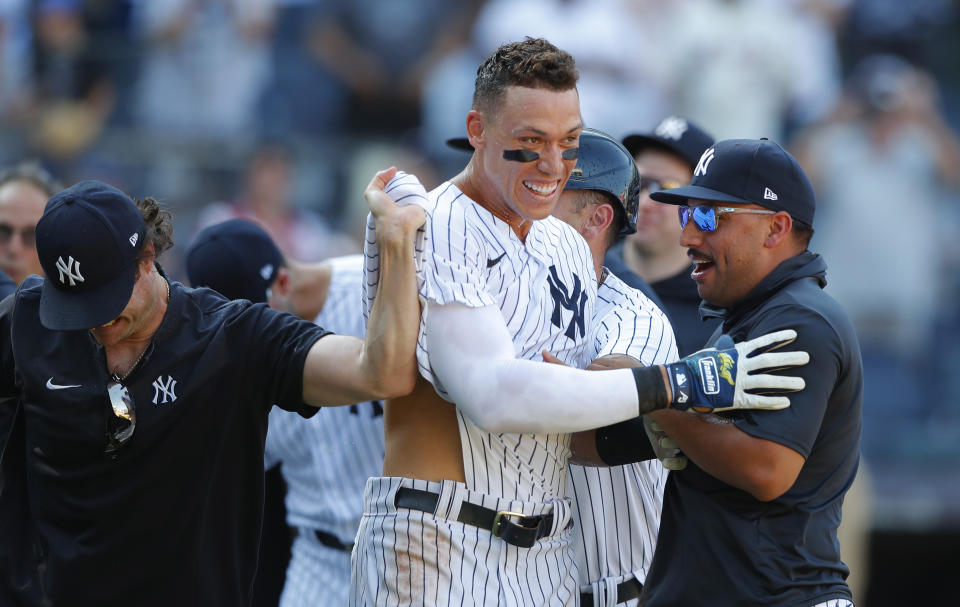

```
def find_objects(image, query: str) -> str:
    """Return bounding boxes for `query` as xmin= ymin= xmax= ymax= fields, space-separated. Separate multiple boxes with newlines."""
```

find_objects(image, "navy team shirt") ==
xmin=0 ymin=269 xmax=14 ymax=300
xmin=0 ymin=275 xmax=330 ymax=606
xmin=642 ymin=252 xmax=862 ymax=607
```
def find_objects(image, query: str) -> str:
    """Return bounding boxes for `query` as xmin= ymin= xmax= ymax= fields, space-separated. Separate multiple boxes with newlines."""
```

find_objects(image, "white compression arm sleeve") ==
xmin=425 ymin=302 xmax=642 ymax=434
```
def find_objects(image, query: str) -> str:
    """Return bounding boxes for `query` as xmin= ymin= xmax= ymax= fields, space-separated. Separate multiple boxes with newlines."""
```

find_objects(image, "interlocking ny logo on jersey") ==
xmin=55 ymin=256 xmax=84 ymax=286
xmin=547 ymin=265 xmax=587 ymax=340
xmin=695 ymin=147 xmax=715 ymax=177
xmin=152 ymin=375 xmax=178 ymax=404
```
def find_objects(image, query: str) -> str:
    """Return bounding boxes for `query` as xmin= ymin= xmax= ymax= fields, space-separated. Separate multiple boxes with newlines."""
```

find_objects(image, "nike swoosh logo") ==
xmin=46 ymin=378 xmax=81 ymax=390
xmin=487 ymin=252 xmax=507 ymax=268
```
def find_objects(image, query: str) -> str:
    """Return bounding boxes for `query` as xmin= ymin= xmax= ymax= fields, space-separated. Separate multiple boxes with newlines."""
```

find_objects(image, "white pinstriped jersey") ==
xmin=363 ymin=172 xmax=597 ymax=502
xmin=568 ymin=271 xmax=679 ymax=597
xmin=264 ymin=254 xmax=385 ymax=545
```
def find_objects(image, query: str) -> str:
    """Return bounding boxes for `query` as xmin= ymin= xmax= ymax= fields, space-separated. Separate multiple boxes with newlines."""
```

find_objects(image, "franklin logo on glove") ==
xmin=698 ymin=358 xmax=719 ymax=395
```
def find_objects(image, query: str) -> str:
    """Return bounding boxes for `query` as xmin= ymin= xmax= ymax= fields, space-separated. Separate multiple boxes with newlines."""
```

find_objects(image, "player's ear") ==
xmin=585 ymin=203 xmax=614 ymax=240
xmin=272 ymin=268 xmax=291 ymax=298
xmin=763 ymin=212 xmax=792 ymax=249
xmin=466 ymin=110 xmax=485 ymax=149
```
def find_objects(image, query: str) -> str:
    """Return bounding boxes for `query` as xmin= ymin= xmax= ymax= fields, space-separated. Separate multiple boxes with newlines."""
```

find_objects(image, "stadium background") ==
xmin=0 ymin=0 xmax=957 ymax=603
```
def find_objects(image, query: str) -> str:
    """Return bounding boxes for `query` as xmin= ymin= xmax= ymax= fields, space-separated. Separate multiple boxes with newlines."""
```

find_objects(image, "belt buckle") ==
xmin=491 ymin=510 xmax=528 ymax=538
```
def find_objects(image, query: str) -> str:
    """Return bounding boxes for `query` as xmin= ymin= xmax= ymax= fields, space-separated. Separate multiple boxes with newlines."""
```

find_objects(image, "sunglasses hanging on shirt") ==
xmin=105 ymin=378 xmax=136 ymax=455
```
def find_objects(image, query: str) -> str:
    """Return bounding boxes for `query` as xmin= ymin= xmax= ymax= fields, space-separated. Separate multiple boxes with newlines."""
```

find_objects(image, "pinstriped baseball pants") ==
xmin=279 ymin=530 xmax=352 ymax=607
xmin=349 ymin=477 xmax=579 ymax=607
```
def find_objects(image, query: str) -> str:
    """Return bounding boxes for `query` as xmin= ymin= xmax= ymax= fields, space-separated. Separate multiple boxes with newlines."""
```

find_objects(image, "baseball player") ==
xmin=186 ymin=220 xmax=382 ymax=607
xmin=350 ymin=39 xmax=810 ymax=607
xmin=550 ymin=128 xmax=677 ymax=606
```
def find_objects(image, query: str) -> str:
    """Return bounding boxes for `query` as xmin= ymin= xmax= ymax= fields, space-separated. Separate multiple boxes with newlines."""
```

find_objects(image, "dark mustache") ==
xmin=687 ymin=248 xmax=713 ymax=262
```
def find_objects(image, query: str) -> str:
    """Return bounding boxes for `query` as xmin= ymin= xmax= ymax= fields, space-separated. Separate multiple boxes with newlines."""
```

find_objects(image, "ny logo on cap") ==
xmin=655 ymin=116 xmax=689 ymax=141
xmin=55 ymin=256 xmax=84 ymax=286
xmin=695 ymin=148 xmax=715 ymax=177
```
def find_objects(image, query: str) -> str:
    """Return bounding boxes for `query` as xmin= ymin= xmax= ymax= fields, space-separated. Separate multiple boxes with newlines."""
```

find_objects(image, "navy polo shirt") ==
xmin=0 ymin=277 xmax=330 ymax=606
xmin=642 ymin=252 xmax=863 ymax=606
xmin=0 ymin=270 xmax=14 ymax=300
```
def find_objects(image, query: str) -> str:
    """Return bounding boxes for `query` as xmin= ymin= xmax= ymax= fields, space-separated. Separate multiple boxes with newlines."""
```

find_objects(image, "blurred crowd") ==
xmin=1 ymin=0 xmax=959 ymax=524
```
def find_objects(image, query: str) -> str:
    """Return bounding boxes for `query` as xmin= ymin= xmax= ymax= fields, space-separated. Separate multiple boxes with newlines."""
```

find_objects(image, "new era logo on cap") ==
xmin=259 ymin=264 xmax=274 ymax=280
xmin=764 ymin=187 xmax=778 ymax=201
xmin=129 ymin=233 xmax=138 ymax=247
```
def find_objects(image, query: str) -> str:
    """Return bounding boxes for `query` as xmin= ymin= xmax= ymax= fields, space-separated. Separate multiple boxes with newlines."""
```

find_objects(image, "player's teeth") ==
xmin=524 ymin=182 xmax=555 ymax=195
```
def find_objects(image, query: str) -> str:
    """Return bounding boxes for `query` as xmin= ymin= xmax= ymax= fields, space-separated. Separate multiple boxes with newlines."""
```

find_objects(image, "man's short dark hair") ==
xmin=793 ymin=221 xmax=814 ymax=249
xmin=472 ymin=37 xmax=578 ymax=117
xmin=0 ymin=161 xmax=62 ymax=196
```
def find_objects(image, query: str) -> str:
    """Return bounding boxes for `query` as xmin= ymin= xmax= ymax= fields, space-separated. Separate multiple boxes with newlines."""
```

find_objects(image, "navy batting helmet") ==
xmin=564 ymin=128 xmax=640 ymax=235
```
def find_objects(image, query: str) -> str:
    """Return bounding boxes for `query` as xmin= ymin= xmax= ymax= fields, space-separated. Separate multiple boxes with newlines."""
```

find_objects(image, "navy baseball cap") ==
xmin=649 ymin=138 xmax=816 ymax=228
xmin=622 ymin=116 xmax=714 ymax=169
xmin=35 ymin=180 xmax=147 ymax=331
xmin=185 ymin=219 xmax=283 ymax=304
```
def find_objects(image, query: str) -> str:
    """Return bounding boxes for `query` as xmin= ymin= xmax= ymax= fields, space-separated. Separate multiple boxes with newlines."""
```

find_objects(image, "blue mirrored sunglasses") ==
xmin=678 ymin=205 xmax=777 ymax=232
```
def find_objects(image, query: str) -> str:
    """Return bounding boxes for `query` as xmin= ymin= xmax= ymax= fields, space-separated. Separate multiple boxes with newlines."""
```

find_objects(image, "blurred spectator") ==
xmin=133 ymin=0 xmax=274 ymax=140
xmin=196 ymin=143 xmax=359 ymax=262
xmin=668 ymin=0 xmax=844 ymax=140
xmin=469 ymin=0 xmax=674 ymax=137
xmin=0 ymin=161 xmax=60 ymax=284
xmin=257 ymin=0 xmax=345 ymax=139
xmin=30 ymin=1 xmax=117 ymax=164
xmin=840 ymin=0 xmax=955 ymax=68
xmin=0 ymin=0 xmax=34 ymax=122
xmin=300 ymin=0 xmax=480 ymax=136
xmin=793 ymin=54 xmax=960 ymax=358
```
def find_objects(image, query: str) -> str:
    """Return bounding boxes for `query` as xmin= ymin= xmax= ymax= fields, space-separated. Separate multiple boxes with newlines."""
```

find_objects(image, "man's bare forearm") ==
xmin=364 ymin=224 xmax=420 ymax=398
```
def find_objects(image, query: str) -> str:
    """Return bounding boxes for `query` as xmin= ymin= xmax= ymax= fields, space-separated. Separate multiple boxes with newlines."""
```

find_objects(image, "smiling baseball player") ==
xmin=350 ymin=39 xmax=811 ymax=607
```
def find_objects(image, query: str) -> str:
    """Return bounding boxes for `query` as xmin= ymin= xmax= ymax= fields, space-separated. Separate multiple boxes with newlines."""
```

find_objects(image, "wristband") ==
xmin=595 ymin=416 xmax=656 ymax=466
xmin=630 ymin=365 xmax=669 ymax=415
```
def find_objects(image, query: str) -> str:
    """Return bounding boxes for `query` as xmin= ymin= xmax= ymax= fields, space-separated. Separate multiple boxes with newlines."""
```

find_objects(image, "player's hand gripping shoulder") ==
xmin=366 ymin=167 xmax=426 ymax=247
xmin=660 ymin=330 xmax=809 ymax=413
